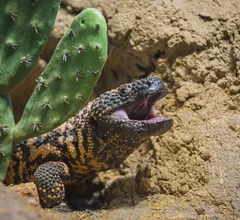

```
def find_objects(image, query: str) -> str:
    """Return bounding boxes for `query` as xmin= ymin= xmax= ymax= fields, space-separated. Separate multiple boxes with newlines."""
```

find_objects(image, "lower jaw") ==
xmin=144 ymin=116 xmax=168 ymax=122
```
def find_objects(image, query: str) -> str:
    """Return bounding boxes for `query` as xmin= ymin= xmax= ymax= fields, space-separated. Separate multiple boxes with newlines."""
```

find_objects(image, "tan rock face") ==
xmin=7 ymin=0 xmax=240 ymax=219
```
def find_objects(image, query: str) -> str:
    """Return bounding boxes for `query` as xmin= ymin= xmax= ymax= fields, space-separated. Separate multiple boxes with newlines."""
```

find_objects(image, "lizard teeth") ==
xmin=147 ymin=105 xmax=157 ymax=119
xmin=112 ymin=109 xmax=129 ymax=119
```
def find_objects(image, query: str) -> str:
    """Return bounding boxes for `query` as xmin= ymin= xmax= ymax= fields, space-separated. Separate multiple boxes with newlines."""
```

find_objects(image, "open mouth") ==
xmin=111 ymin=91 xmax=169 ymax=123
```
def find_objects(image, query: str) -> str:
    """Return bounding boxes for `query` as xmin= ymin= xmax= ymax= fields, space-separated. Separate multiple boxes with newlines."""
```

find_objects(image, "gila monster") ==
xmin=5 ymin=77 xmax=173 ymax=208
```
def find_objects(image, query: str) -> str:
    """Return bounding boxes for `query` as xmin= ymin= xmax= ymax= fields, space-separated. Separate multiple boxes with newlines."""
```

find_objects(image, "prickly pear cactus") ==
xmin=0 ymin=0 xmax=60 ymax=94
xmin=0 ymin=2 xmax=108 ymax=180
xmin=0 ymin=96 xmax=14 ymax=180
xmin=14 ymin=8 xmax=108 ymax=143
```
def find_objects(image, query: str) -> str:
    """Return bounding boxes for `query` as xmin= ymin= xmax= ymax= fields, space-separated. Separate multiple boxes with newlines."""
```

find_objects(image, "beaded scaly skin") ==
xmin=5 ymin=77 xmax=173 ymax=208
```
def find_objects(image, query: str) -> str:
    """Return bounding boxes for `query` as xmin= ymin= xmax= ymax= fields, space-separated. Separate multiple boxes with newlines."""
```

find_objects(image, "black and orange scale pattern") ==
xmin=5 ymin=105 xmax=115 ymax=207
xmin=4 ymin=77 xmax=173 ymax=208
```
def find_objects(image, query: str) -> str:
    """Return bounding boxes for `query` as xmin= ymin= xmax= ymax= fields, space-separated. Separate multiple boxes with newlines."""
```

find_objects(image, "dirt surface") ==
xmin=0 ymin=182 xmax=71 ymax=220
xmin=4 ymin=0 xmax=240 ymax=219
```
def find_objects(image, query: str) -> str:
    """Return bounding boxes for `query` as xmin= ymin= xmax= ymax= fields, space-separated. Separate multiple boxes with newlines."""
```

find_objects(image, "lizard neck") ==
xmin=67 ymin=102 xmax=145 ymax=177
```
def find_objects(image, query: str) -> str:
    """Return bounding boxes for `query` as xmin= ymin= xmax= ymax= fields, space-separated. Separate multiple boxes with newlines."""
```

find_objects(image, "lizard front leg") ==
xmin=34 ymin=161 xmax=70 ymax=208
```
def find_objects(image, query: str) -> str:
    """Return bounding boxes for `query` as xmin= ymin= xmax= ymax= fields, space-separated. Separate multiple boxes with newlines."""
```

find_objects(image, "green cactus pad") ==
xmin=0 ymin=95 xmax=14 ymax=181
xmin=0 ymin=0 xmax=60 ymax=94
xmin=13 ymin=8 xmax=108 ymax=143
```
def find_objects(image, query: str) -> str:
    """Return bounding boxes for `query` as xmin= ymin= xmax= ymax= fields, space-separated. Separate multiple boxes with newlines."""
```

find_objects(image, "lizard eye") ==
xmin=120 ymin=87 xmax=129 ymax=96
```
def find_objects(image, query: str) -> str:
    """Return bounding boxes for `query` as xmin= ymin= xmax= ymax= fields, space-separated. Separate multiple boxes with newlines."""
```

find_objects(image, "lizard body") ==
xmin=5 ymin=77 xmax=173 ymax=208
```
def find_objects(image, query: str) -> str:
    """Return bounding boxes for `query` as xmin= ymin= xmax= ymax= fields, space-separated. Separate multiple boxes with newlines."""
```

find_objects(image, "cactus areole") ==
xmin=0 ymin=0 xmax=60 ymax=94
xmin=0 ymin=2 xmax=108 ymax=181
xmin=14 ymin=8 xmax=108 ymax=143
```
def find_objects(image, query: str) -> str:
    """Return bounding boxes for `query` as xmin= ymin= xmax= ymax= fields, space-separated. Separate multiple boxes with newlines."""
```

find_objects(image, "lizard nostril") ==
xmin=147 ymin=81 xmax=152 ymax=86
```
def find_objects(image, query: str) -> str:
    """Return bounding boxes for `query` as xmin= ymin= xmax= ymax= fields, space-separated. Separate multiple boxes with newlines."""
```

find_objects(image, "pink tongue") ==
xmin=112 ymin=109 xmax=129 ymax=119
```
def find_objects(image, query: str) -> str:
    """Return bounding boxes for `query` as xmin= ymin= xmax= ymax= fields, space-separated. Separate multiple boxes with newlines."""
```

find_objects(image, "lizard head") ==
xmin=91 ymin=77 xmax=173 ymax=147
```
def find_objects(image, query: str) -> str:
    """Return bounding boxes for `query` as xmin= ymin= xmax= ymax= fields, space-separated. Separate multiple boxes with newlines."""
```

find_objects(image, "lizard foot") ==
xmin=34 ymin=161 xmax=70 ymax=208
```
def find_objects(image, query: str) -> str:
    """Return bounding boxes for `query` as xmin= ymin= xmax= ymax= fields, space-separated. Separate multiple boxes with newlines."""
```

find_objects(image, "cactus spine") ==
xmin=14 ymin=8 xmax=108 ymax=143
xmin=0 ymin=96 xmax=14 ymax=180
xmin=0 ymin=2 xmax=108 ymax=180
xmin=0 ymin=0 xmax=60 ymax=94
